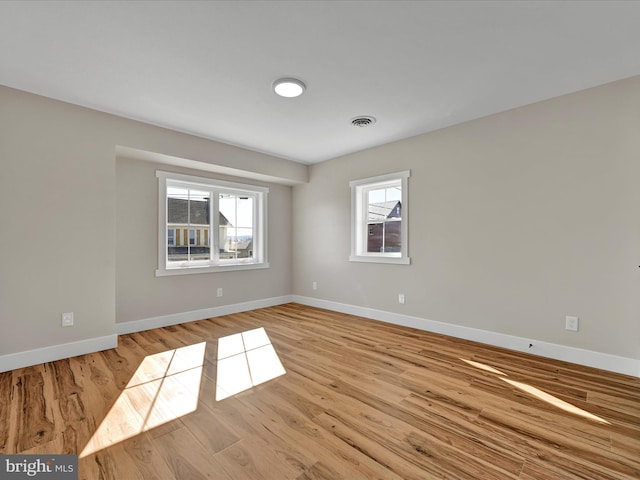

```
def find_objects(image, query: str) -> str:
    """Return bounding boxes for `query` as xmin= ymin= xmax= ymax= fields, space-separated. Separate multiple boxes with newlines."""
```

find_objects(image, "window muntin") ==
xmin=350 ymin=171 xmax=410 ymax=264
xmin=157 ymin=171 xmax=268 ymax=275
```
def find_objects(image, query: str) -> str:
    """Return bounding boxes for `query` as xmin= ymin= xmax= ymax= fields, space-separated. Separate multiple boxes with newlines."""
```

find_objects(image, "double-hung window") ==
xmin=350 ymin=170 xmax=410 ymax=264
xmin=156 ymin=171 xmax=268 ymax=275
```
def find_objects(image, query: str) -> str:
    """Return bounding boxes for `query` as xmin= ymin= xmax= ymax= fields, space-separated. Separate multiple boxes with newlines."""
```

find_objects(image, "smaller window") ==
xmin=350 ymin=171 xmax=410 ymax=264
xmin=167 ymin=228 xmax=176 ymax=246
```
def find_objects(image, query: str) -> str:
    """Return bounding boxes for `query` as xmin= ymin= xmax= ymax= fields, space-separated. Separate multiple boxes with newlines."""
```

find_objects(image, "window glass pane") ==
xmin=218 ymin=194 xmax=236 ymax=225
xmin=368 ymin=188 xmax=385 ymax=204
xmin=220 ymin=226 xmax=236 ymax=259
xmin=191 ymin=190 xmax=211 ymax=262
xmin=167 ymin=187 xmax=188 ymax=263
xmin=189 ymin=227 xmax=210 ymax=261
xmin=168 ymin=187 xmax=189 ymax=224
xmin=168 ymin=247 xmax=185 ymax=263
xmin=386 ymin=186 xmax=401 ymax=202
xmin=235 ymin=227 xmax=253 ymax=258
xmin=189 ymin=189 xmax=210 ymax=225
xmin=167 ymin=187 xmax=211 ymax=263
xmin=382 ymin=220 xmax=402 ymax=252
xmin=236 ymin=196 xmax=254 ymax=228
xmin=367 ymin=223 xmax=384 ymax=252
xmin=219 ymin=194 xmax=254 ymax=261
xmin=365 ymin=182 xmax=402 ymax=254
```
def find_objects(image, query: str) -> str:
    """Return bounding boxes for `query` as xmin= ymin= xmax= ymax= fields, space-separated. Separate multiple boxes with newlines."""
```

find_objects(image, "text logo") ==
xmin=0 ymin=455 xmax=77 ymax=479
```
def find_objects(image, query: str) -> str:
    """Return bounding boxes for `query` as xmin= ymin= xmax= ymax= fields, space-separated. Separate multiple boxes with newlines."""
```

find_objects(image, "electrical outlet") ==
xmin=312 ymin=281 xmax=317 ymax=290
xmin=565 ymin=316 xmax=579 ymax=332
xmin=398 ymin=293 xmax=405 ymax=304
xmin=61 ymin=312 xmax=74 ymax=327
xmin=217 ymin=288 xmax=223 ymax=297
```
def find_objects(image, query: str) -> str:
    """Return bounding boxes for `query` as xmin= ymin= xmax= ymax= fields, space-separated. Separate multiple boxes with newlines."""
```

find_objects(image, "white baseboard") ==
xmin=0 ymin=335 xmax=118 ymax=373
xmin=5 ymin=295 xmax=637 ymax=378
xmin=0 ymin=296 xmax=293 ymax=373
xmin=116 ymin=295 xmax=294 ymax=335
xmin=292 ymin=295 xmax=640 ymax=378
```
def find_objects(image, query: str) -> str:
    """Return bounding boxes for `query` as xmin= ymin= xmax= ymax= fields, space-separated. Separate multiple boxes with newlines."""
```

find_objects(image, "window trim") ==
xmin=349 ymin=170 xmax=410 ymax=265
xmin=156 ymin=171 xmax=269 ymax=276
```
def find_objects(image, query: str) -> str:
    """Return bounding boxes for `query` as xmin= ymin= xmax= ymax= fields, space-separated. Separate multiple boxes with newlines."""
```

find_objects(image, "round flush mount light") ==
xmin=273 ymin=78 xmax=306 ymax=98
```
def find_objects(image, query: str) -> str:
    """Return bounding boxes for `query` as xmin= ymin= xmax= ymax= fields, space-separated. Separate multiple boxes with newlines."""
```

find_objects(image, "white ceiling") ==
xmin=2 ymin=1 xmax=640 ymax=165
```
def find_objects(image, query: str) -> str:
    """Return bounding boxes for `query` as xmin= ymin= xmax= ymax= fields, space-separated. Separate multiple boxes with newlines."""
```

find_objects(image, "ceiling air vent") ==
xmin=351 ymin=116 xmax=376 ymax=128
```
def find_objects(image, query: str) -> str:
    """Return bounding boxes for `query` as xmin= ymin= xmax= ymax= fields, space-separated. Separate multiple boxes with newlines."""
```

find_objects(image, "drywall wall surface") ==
xmin=116 ymin=157 xmax=293 ymax=323
xmin=0 ymin=88 xmax=117 ymax=354
xmin=293 ymin=76 xmax=640 ymax=359
xmin=0 ymin=86 xmax=301 ymax=361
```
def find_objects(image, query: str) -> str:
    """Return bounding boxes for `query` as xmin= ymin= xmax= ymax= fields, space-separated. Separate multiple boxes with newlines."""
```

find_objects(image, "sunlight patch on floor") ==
xmin=216 ymin=327 xmax=285 ymax=401
xmin=500 ymin=377 xmax=610 ymax=424
xmin=459 ymin=358 xmax=507 ymax=376
xmin=80 ymin=342 xmax=206 ymax=458
xmin=461 ymin=358 xmax=610 ymax=425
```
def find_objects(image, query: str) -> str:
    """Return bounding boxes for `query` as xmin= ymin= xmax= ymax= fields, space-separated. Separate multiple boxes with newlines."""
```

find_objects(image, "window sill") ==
xmin=156 ymin=262 xmax=270 ymax=277
xmin=349 ymin=255 xmax=410 ymax=265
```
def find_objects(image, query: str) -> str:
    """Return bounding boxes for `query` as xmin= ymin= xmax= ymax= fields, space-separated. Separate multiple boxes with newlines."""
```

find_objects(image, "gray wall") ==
xmin=116 ymin=157 xmax=292 ymax=323
xmin=292 ymin=76 xmax=640 ymax=359
xmin=2 ymin=74 xmax=639 ymax=368
xmin=0 ymin=86 xmax=302 ymax=358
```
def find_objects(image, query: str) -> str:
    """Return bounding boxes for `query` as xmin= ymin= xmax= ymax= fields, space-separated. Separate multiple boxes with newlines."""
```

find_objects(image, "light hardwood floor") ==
xmin=1 ymin=303 xmax=639 ymax=479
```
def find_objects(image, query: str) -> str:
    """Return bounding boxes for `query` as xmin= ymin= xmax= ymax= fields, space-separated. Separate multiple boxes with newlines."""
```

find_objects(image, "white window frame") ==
xmin=156 ymin=171 xmax=269 ymax=276
xmin=350 ymin=170 xmax=410 ymax=264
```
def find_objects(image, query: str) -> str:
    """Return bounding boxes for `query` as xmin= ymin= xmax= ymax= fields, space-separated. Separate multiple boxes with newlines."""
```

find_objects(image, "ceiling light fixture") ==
xmin=273 ymin=78 xmax=306 ymax=98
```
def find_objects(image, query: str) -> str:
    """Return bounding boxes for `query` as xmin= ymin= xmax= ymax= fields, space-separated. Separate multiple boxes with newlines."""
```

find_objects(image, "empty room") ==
xmin=1 ymin=1 xmax=639 ymax=479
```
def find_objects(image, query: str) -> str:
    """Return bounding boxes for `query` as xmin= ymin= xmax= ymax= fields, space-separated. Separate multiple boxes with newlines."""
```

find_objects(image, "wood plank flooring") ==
xmin=1 ymin=303 xmax=639 ymax=479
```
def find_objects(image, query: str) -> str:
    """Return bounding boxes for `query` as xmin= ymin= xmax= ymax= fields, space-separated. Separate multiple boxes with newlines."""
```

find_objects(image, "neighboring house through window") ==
xmin=350 ymin=170 xmax=410 ymax=264
xmin=156 ymin=171 xmax=269 ymax=275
